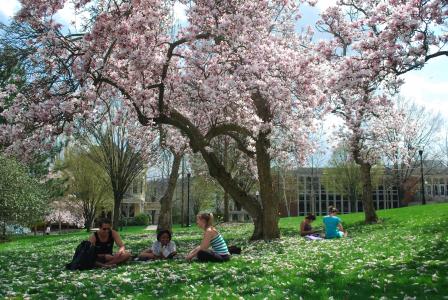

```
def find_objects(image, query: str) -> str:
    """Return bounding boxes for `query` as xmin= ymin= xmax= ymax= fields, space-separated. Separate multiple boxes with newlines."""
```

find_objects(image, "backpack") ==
xmin=65 ymin=240 xmax=97 ymax=270
xmin=228 ymin=245 xmax=242 ymax=255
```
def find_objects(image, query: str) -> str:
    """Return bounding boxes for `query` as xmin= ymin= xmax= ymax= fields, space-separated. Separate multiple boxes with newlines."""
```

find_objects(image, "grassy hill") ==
xmin=1 ymin=204 xmax=447 ymax=299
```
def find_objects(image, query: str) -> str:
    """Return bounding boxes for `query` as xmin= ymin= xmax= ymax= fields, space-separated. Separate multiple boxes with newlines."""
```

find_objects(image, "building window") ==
xmin=434 ymin=184 xmax=439 ymax=196
xmin=440 ymin=185 xmax=445 ymax=196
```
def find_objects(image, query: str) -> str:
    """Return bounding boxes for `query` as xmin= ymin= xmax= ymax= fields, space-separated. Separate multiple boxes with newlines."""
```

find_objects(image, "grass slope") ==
xmin=1 ymin=204 xmax=447 ymax=299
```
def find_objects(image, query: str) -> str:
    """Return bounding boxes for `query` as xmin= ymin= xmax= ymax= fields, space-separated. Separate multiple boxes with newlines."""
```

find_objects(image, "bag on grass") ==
xmin=228 ymin=245 xmax=242 ymax=255
xmin=65 ymin=240 xmax=96 ymax=270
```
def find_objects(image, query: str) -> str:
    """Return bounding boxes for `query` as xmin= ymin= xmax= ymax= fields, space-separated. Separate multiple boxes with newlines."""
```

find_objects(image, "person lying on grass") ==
xmin=300 ymin=213 xmax=321 ymax=237
xmin=323 ymin=206 xmax=348 ymax=239
xmin=186 ymin=213 xmax=231 ymax=262
xmin=88 ymin=219 xmax=131 ymax=268
xmin=136 ymin=229 xmax=176 ymax=261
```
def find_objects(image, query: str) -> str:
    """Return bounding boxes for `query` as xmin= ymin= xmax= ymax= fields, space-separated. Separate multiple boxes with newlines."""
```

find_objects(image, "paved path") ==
xmin=144 ymin=225 xmax=157 ymax=231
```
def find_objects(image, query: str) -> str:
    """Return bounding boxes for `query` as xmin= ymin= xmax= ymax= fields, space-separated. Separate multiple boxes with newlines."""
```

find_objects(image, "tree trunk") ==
xmin=181 ymin=158 xmax=185 ymax=227
xmin=398 ymin=185 xmax=406 ymax=207
xmin=223 ymin=191 xmax=230 ymax=222
xmin=112 ymin=193 xmax=123 ymax=230
xmin=157 ymin=107 xmax=277 ymax=240
xmin=157 ymin=152 xmax=182 ymax=232
xmin=85 ymin=209 xmax=95 ymax=232
xmin=1 ymin=222 xmax=6 ymax=239
xmin=360 ymin=162 xmax=378 ymax=223
xmin=255 ymin=129 xmax=280 ymax=240
xmin=198 ymin=147 xmax=265 ymax=239
xmin=223 ymin=138 xmax=230 ymax=222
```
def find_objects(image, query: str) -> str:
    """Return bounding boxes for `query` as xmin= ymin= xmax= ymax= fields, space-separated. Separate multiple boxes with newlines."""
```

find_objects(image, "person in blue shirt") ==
xmin=323 ymin=206 xmax=347 ymax=239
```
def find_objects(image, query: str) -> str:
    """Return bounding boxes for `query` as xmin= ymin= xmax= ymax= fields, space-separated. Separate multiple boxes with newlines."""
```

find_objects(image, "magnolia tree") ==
xmin=317 ymin=0 xmax=447 ymax=222
xmin=45 ymin=199 xmax=85 ymax=231
xmin=383 ymin=99 xmax=443 ymax=204
xmin=1 ymin=0 xmax=328 ymax=240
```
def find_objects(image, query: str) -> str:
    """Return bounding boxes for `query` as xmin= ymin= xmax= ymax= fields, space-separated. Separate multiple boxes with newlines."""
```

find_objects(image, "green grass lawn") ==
xmin=1 ymin=204 xmax=447 ymax=299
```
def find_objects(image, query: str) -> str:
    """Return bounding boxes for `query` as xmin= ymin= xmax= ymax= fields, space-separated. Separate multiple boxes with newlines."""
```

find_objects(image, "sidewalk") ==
xmin=144 ymin=225 xmax=157 ymax=231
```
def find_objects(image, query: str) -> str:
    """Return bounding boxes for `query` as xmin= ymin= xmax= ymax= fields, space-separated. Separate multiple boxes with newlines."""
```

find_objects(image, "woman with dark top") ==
xmin=186 ymin=213 xmax=230 ymax=262
xmin=300 ymin=213 xmax=319 ymax=237
xmin=88 ymin=219 xmax=131 ymax=267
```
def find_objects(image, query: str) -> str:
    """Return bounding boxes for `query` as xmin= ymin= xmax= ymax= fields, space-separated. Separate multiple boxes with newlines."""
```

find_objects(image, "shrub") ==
xmin=133 ymin=213 xmax=150 ymax=226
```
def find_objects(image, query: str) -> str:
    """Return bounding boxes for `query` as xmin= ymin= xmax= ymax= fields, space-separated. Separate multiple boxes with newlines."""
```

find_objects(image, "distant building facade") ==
xmin=230 ymin=165 xmax=448 ymax=219
xmin=121 ymin=173 xmax=161 ymax=224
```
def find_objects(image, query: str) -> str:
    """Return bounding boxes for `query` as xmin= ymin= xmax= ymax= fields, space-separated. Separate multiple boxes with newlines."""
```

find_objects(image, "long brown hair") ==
xmin=197 ymin=212 xmax=214 ymax=228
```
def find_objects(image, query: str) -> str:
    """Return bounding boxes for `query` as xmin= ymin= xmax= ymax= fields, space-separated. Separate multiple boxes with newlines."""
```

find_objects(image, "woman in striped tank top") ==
xmin=186 ymin=213 xmax=230 ymax=262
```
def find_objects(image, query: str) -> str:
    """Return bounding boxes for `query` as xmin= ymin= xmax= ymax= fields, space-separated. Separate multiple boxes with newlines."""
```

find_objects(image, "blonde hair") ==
xmin=197 ymin=212 xmax=214 ymax=228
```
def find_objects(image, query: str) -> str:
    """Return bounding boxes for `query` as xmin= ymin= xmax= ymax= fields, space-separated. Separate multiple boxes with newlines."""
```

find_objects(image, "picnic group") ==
xmin=66 ymin=206 xmax=347 ymax=269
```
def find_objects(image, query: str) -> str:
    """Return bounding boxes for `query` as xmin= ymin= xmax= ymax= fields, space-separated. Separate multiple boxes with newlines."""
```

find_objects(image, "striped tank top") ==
xmin=210 ymin=233 xmax=229 ymax=255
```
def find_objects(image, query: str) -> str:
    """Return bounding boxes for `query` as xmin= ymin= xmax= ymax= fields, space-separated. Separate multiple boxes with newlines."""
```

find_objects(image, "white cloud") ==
xmin=173 ymin=1 xmax=188 ymax=22
xmin=54 ymin=2 xmax=90 ymax=30
xmin=0 ymin=0 xmax=20 ymax=18
xmin=400 ymin=72 xmax=448 ymax=119
xmin=315 ymin=0 xmax=336 ymax=11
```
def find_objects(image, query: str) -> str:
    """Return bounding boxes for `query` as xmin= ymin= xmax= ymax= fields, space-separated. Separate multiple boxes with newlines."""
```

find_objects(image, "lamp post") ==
xmin=419 ymin=149 xmax=426 ymax=205
xmin=187 ymin=172 xmax=191 ymax=226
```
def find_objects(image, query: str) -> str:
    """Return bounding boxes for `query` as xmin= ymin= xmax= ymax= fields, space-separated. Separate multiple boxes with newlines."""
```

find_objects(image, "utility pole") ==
xmin=181 ymin=158 xmax=185 ymax=226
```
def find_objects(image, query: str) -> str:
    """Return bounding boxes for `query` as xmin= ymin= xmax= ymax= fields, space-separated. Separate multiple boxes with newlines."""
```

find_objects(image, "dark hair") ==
xmin=305 ymin=213 xmax=316 ymax=221
xmin=328 ymin=206 xmax=339 ymax=214
xmin=98 ymin=219 xmax=112 ymax=228
xmin=157 ymin=229 xmax=172 ymax=241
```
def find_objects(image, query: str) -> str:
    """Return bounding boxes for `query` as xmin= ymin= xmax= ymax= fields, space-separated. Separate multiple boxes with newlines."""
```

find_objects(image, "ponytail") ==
xmin=197 ymin=212 xmax=214 ymax=228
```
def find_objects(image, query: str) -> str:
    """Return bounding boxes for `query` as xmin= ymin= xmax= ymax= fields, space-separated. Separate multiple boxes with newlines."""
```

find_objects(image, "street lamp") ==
xmin=419 ymin=149 xmax=426 ymax=205
xmin=187 ymin=172 xmax=191 ymax=226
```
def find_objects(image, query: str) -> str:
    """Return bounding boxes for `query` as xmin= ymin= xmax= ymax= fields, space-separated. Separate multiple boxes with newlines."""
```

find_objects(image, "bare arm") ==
xmin=88 ymin=234 xmax=96 ymax=245
xmin=112 ymin=231 xmax=126 ymax=254
xmin=300 ymin=221 xmax=313 ymax=236
xmin=186 ymin=230 xmax=214 ymax=260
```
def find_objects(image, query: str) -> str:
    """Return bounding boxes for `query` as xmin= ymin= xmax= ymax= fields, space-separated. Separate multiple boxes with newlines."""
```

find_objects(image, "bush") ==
xmin=133 ymin=213 xmax=150 ymax=226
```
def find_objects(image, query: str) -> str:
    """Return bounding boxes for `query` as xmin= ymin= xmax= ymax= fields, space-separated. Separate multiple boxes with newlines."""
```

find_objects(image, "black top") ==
xmin=94 ymin=230 xmax=114 ymax=255
xmin=303 ymin=223 xmax=312 ymax=232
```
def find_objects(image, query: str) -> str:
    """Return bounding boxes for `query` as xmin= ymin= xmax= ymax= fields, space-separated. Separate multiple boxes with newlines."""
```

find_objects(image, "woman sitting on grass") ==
xmin=88 ymin=219 xmax=131 ymax=268
xmin=136 ymin=229 xmax=176 ymax=261
xmin=300 ymin=213 xmax=320 ymax=237
xmin=186 ymin=213 xmax=230 ymax=262
xmin=323 ymin=206 xmax=348 ymax=239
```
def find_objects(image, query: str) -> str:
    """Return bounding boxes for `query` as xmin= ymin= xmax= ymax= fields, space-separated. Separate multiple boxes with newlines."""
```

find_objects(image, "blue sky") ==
xmin=1 ymin=0 xmax=447 ymax=121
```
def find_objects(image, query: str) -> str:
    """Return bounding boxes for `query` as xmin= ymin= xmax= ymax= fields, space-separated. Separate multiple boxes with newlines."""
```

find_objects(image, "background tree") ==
xmin=5 ymin=0 xmax=326 ymax=241
xmin=0 ymin=154 xmax=49 ymax=239
xmin=323 ymin=146 xmax=383 ymax=212
xmin=317 ymin=0 xmax=447 ymax=223
xmin=383 ymin=99 xmax=443 ymax=204
xmin=45 ymin=198 xmax=84 ymax=233
xmin=84 ymin=124 xmax=146 ymax=230
xmin=58 ymin=147 xmax=113 ymax=231
xmin=156 ymin=147 xmax=183 ymax=232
